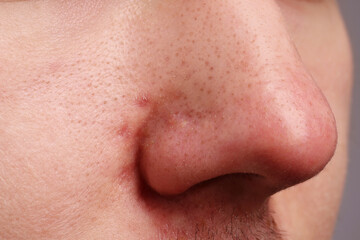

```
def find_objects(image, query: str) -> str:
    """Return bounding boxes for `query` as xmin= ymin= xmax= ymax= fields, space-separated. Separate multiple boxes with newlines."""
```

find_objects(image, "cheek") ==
xmin=0 ymin=46 xmax=148 ymax=237
xmin=280 ymin=1 xmax=353 ymax=93
xmin=279 ymin=0 xmax=353 ymax=132
xmin=292 ymin=5 xmax=353 ymax=130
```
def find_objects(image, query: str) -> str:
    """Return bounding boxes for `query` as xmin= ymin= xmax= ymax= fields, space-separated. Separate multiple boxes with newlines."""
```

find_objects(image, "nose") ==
xmin=137 ymin=0 xmax=337 ymax=197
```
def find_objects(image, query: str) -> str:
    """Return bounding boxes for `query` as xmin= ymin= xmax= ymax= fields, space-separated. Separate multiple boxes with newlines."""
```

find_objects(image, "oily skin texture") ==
xmin=0 ymin=0 xmax=353 ymax=239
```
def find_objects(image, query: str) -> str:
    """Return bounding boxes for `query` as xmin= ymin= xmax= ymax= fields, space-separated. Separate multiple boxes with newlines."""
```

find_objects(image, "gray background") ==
xmin=334 ymin=1 xmax=360 ymax=239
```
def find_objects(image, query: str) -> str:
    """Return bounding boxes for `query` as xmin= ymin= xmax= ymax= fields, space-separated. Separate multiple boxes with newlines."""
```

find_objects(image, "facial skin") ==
xmin=0 ymin=0 xmax=353 ymax=239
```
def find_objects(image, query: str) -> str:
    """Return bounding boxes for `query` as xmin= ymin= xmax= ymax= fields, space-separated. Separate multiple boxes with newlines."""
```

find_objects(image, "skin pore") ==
xmin=0 ymin=0 xmax=353 ymax=239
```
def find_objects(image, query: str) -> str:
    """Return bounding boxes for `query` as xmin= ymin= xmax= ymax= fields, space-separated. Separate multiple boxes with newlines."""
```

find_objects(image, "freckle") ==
xmin=103 ymin=100 xmax=108 ymax=105
xmin=208 ymin=76 xmax=213 ymax=80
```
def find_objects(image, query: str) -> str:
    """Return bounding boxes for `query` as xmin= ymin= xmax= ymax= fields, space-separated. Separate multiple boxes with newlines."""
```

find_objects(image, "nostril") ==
xmin=138 ymin=102 xmax=337 ymax=197
xmin=139 ymin=171 xmax=266 ymax=200
xmin=183 ymin=173 xmax=266 ymax=197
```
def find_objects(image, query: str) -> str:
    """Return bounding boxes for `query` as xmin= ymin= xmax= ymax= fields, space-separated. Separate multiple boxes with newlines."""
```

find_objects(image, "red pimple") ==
xmin=135 ymin=94 xmax=151 ymax=108
xmin=117 ymin=124 xmax=131 ymax=138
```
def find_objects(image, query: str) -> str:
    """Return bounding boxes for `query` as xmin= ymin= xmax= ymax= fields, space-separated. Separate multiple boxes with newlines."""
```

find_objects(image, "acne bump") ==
xmin=135 ymin=94 xmax=151 ymax=108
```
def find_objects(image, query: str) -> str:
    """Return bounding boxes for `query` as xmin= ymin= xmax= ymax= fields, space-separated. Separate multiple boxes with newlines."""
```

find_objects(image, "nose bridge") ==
xmin=149 ymin=0 xmax=318 ymax=141
xmin=154 ymin=0 xmax=303 ymax=99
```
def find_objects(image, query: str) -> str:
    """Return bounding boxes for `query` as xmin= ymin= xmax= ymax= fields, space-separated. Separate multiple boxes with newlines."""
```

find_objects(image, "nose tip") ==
xmin=138 ymin=81 xmax=337 ymax=196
